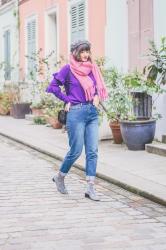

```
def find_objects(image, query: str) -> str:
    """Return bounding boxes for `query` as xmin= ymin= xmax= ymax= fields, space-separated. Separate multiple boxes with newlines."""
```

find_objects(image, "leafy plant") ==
xmin=30 ymin=101 xmax=43 ymax=109
xmin=0 ymin=92 xmax=12 ymax=115
xmin=103 ymin=67 xmax=134 ymax=122
xmin=33 ymin=116 xmax=47 ymax=125
xmin=0 ymin=82 xmax=26 ymax=115
xmin=123 ymin=70 xmax=165 ymax=120
xmin=26 ymin=49 xmax=67 ymax=112
xmin=4 ymin=83 xmax=22 ymax=104
xmin=44 ymin=101 xmax=64 ymax=118
xmin=144 ymin=37 xmax=166 ymax=86
xmin=123 ymin=70 xmax=162 ymax=95
xmin=98 ymin=39 xmax=166 ymax=123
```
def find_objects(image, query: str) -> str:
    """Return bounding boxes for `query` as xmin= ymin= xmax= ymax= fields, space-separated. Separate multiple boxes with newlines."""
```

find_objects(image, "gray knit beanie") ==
xmin=70 ymin=40 xmax=91 ymax=53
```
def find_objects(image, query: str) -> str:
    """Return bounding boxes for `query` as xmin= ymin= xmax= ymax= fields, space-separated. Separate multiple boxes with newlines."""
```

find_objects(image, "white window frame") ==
xmin=44 ymin=4 xmax=59 ymax=72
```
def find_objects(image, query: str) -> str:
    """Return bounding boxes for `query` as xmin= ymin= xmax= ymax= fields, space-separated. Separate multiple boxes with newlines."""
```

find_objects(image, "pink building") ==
xmin=19 ymin=0 xmax=106 ymax=81
xmin=18 ymin=0 xmax=166 ymax=140
xmin=19 ymin=0 xmax=156 ymax=77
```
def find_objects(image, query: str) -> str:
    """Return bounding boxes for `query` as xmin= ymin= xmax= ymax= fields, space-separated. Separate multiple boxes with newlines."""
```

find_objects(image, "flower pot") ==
xmin=120 ymin=119 xmax=156 ymax=150
xmin=109 ymin=121 xmax=123 ymax=144
xmin=47 ymin=117 xmax=63 ymax=129
xmin=11 ymin=103 xmax=31 ymax=119
xmin=31 ymin=108 xmax=44 ymax=116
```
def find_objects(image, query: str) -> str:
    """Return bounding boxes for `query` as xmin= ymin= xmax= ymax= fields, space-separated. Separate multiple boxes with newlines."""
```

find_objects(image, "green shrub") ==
xmin=33 ymin=116 xmax=47 ymax=125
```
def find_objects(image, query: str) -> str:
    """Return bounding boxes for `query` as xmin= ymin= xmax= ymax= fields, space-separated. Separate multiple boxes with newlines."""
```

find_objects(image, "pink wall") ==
xmin=19 ymin=0 xmax=68 ymax=80
xmin=128 ymin=0 xmax=154 ymax=71
xmin=88 ymin=0 xmax=106 ymax=59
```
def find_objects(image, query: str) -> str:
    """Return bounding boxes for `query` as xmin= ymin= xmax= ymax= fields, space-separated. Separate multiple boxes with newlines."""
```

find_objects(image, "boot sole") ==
xmin=85 ymin=193 xmax=100 ymax=201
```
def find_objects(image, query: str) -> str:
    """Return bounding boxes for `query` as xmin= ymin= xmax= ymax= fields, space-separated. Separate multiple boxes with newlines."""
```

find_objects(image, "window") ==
xmin=71 ymin=1 xmax=85 ymax=42
xmin=4 ymin=30 xmax=11 ymax=80
xmin=27 ymin=19 xmax=36 ymax=79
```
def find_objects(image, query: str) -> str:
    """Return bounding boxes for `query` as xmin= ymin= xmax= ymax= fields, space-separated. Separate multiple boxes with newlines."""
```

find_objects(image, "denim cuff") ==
xmin=86 ymin=176 xmax=95 ymax=182
xmin=59 ymin=171 xmax=67 ymax=177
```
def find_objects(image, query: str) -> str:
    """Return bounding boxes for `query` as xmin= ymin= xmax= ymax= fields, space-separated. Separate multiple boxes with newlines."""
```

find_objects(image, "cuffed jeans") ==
xmin=60 ymin=103 xmax=99 ymax=181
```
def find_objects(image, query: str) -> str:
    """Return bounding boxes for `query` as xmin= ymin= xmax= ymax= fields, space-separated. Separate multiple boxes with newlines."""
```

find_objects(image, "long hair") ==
xmin=72 ymin=43 xmax=92 ymax=62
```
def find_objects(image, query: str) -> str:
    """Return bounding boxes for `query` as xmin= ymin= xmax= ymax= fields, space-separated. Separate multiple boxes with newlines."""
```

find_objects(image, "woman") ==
xmin=46 ymin=40 xmax=108 ymax=201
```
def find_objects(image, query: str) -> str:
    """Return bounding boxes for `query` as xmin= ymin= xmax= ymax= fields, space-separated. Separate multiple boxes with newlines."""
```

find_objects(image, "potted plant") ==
xmin=0 ymin=91 xmax=12 ymax=115
xmin=123 ymin=71 xmax=155 ymax=119
xmin=44 ymin=100 xmax=64 ymax=129
xmin=30 ymin=100 xmax=45 ymax=116
xmin=45 ymin=107 xmax=63 ymax=129
xmin=119 ymin=38 xmax=166 ymax=150
xmin=119 ymin=74 xmax=161 ymax=150
xmin=103 ymin=67 xmax=133 ymax=144
xmin=4 ymin=83 xmax=31 ymax=119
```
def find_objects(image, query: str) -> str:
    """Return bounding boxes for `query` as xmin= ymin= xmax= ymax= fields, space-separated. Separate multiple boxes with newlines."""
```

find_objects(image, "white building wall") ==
xmin=0 ymin=0 xmax=19 ymax=85
xmin=101 ymin=0 xmax=128 ymax=140
xmin=105 ymin=0 xmax=128 ymax=72
xmin=153 ymin=0 xmax=166 ymax=141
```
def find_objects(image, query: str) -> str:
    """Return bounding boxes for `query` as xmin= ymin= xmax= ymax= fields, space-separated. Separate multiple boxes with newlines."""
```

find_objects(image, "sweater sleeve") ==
xmin=46 ymin=64 xmax=70 ymax=103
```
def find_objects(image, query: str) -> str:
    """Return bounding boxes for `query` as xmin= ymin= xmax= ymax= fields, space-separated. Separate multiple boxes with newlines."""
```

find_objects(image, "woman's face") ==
xmin=79 ymin=50 xmax=90 ymax=62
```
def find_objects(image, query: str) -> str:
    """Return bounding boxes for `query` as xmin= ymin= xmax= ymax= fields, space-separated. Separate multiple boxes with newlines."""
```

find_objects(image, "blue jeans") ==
xmin=60 ymin=103 xmax=99 ymax=181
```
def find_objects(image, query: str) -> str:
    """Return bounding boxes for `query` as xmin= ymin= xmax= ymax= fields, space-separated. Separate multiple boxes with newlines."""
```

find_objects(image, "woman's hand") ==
xmin=65 ymin=102 xmax=71 ymax=112
xmin=93 ymin=95 xmax=100 ymax=108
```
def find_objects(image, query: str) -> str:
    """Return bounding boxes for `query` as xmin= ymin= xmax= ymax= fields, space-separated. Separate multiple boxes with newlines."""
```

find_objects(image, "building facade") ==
xmin=0 ymin=0 xmax=165 ymax=140
xmin=105 ymin=0 xmax=166 ymax=140
xmin=0 ymin=0 xmax=19 ymax=85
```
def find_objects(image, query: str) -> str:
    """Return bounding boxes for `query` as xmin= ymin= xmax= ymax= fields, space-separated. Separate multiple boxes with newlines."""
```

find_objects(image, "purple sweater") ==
xmin=46 ymin=64 xmax=97 ymax=105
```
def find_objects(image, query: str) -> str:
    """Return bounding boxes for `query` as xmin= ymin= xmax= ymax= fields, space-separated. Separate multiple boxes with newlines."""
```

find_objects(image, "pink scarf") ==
xmin=70 ymin=55 xmax=108 ymax=101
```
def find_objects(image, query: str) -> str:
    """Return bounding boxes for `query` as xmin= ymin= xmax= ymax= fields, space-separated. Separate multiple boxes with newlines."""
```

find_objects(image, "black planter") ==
xmin=131 ymin=92 xmax=152 ymax=119
xmin=120 ymin=119 xmax=156 ymax=150
xmin=11 ymin=103 xmax=31 ymax=119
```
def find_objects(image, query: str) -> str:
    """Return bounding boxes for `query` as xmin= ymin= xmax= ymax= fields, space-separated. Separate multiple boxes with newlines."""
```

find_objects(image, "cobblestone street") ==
xmin=0 ymin=135 xmax=166 ymax=250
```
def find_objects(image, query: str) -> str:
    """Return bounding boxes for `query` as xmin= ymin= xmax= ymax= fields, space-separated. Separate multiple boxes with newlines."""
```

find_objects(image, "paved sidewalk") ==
xmin=0 ymin=116 xmax=166 ymax=205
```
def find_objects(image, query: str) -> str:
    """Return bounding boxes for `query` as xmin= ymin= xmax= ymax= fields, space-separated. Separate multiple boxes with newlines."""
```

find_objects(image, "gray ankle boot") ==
xmin=85 ymin=183 xmax=100 ymax=201
xmin=52 ymin=173 xmax=68 ymax=194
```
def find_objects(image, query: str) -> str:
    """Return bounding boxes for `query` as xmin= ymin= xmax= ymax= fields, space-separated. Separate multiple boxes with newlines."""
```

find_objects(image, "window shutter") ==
xmin=27 ymin=19 xmax=36 ymax=79
xmin=71 ymin=1 xmax=85 ymax=42
xmin=4 ymin=30 xmax=11 ymax=80
xmin=78 ymin=2 xmax=85 ymax=40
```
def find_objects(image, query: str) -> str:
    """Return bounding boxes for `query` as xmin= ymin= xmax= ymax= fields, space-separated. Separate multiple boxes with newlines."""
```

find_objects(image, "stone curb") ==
xmin=0 ymin=131 xmax=166 ymax=207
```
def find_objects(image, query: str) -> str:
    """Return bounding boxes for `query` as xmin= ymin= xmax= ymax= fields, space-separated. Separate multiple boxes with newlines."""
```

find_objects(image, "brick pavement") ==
xmin=0 ymin=135 xmax=166 ymax=250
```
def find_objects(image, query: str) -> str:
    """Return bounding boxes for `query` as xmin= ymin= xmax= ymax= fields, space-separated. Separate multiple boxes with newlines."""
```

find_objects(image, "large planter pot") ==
xmin=47 ymin=117 xmax=63 ymax=129
xmin=11 ymin=103 xmax=31 ymax=119
xmin=120 ymin=119 xmax=156 ymax=150
xmin=109 ymin=121 xmax=123 ymax=144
